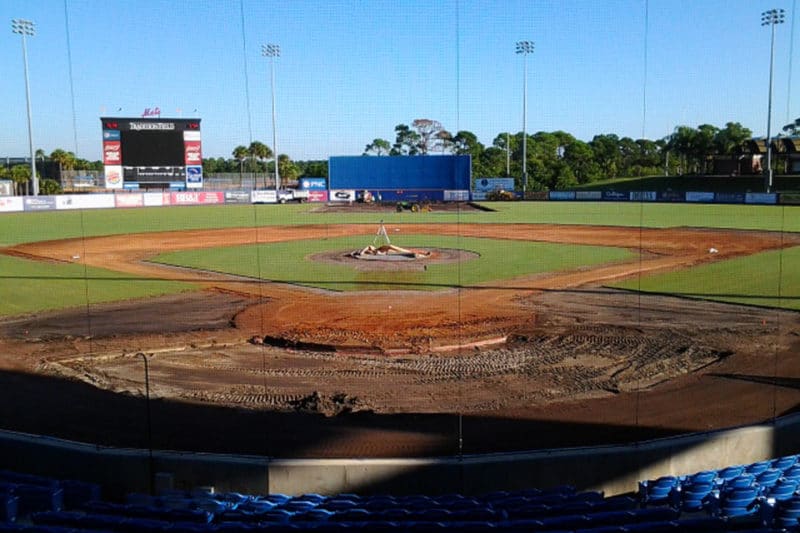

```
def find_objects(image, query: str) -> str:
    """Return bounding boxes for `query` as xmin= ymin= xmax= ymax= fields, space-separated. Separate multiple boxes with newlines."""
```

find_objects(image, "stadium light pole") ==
xmin=262 ymin=43 xmax=280 ymax=191
xmin=516 ymin=41 xmax=534 ymax=198
xmin=762 ymin=8 xmax=785 ymax=193
xmin=11 ymin=18 xmax=38 ymax=196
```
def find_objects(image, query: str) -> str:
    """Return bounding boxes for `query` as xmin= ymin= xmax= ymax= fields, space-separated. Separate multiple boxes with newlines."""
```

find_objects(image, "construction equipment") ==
xmin=396 ymin=201 xmax=432 ymax=212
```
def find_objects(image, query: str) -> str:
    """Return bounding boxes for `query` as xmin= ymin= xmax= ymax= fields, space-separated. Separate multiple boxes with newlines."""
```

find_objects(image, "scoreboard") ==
xmin=100 ymin=117 xmax=202 ymax=189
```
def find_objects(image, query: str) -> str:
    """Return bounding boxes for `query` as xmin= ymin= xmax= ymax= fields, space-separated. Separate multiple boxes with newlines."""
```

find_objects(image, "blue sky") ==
xmin=1 ymin=0 xmax=798 ymax=161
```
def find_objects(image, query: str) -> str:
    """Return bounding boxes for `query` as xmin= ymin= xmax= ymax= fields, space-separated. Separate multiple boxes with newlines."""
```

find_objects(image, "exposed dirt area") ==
xmin=0 ymin=222 xmax=799 ymax=458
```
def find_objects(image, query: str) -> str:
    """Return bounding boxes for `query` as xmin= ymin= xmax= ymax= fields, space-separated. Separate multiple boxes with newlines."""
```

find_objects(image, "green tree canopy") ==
xmin=278 ymin=154 xmax=300 ymax=182
xmin=363 ymin=138 xmax=391 ymax=156
xmin=391 ymin=124 xmax=421 ymax=155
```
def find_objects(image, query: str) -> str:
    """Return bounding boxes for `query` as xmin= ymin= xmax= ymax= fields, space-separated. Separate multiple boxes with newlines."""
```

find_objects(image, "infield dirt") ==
xmin=0 ymin=222 xmax=799 ymax=457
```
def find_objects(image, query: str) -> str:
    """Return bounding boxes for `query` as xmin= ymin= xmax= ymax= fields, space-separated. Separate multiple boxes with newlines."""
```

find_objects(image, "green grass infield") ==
xmin=0 ymin=254 xmax=195 ymax=316
xmin=610 ymin=246 xmax=800 ymax=311
xmin=152 ymin=235 xmax=633 ymax=292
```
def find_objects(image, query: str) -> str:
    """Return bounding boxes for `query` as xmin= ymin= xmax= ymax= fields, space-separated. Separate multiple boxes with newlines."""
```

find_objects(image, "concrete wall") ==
xmin=1 ymin=414 xmax=799 ymax=500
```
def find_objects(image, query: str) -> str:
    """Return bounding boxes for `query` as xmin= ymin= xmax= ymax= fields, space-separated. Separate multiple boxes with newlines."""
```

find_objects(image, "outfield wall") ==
xmin=2 ymin=188 xmax=800 ymax=214
xmin=327 ymin=155 xmax=472 ymax=202
xmin=0 ymin=413 xmax=798 ymax=500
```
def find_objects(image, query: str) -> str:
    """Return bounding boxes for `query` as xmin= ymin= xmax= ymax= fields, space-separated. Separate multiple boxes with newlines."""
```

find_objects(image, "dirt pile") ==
xmin=289 ymin=391 xmax=365 ymax=417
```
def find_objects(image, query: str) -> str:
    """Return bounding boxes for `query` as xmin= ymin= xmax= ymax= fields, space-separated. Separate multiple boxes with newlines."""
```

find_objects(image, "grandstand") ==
xmin=6 ymin=454 xmax=800 ymax=531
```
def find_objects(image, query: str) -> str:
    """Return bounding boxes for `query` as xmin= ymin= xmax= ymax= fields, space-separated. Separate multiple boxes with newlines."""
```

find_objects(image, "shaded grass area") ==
xmin=1 ymin=202 xmax=799 ymax=247
xmin=480 ymin=202 xmax=800 ymax=232
xmin=153 ymin=235 xmax=633 ymax=292
xmin=0 ymin=255 xmax=195 ymax=316
xmin=572 ymin=174 xmax=800 ymax=193
xmin=610 ymin=246 xmax=800 ymax=311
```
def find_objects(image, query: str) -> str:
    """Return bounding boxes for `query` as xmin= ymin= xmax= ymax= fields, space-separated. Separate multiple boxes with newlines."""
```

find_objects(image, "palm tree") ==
xmin=35 ymin=148 xmax=46 ymax=179
xmin=50 ymin=149 xmax=76 ymax=181
xmin=232 ymin=145 xmax=248 ymax=185
xmin=248 ymin=141 xmax=273 ymax=188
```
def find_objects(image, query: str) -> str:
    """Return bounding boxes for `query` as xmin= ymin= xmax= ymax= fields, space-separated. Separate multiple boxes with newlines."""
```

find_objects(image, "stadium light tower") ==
xmin=11 ymin=18 xmax=38 ymax=196
xmin=516 ymin=40 xmax=534 ymax=198
xmin=262 ymin=43 xmax=280 ymax=191
xmin=762 ymin=8 xmax=785 ymax=192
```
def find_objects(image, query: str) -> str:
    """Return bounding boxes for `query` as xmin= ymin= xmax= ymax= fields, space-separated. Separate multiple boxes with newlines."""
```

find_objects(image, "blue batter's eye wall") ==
xmin=328 ymin=155 xmax=472 ymax=191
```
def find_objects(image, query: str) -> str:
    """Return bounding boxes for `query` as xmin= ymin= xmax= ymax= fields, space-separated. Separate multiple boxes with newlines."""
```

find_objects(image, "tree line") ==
xmin=363 ymin=119 xmax=756 ymax=191
xmin=0 ymin=120 xmax=763 ymax=194
xmin=0 ymin=148 xmax=99 ymax=195
xmin=200 ymin=141 xmax=327 ymax=182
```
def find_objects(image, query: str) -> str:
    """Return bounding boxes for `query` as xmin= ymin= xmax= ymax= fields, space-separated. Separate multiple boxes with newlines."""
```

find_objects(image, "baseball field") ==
xmin=0 ymin=200 xmax=799 ymax=458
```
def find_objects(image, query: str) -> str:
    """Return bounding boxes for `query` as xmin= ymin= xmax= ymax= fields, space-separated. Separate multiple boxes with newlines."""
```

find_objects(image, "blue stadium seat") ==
xmin=764 ymin=478 xmax=798 ymax=502
xmin=781 ymin=464 xmax=800 ymax=482
xmin=755 ymin=468 xmax=782 ymax=489
xmin=0 ymin=494 xmax=17 ymax=524
xmin=724 ymin=473 xmax=756 ymax=490
xmin=771 ymin=455 xmax=798 ymax=472
xmin=638 ymin=476 xmax=678 ymax=507
xmin=686 ymin=470 xmax=717 ymax=485
xmin=678 ymin=481 xmax=716 ymax=513
xmin=11 ymin=486 xmax=63 ymax=515
xmin=717 ymin=465 xmax=746 ymax=481
xmin=745 ymin=461 xmax=771 ymax=476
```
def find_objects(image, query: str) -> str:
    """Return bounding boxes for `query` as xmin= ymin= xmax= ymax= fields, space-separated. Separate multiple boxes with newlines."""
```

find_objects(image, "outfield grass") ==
xmin=610 ymin=246 xmax=800 ymax=311
xmin=0 ymin=254 xmax=195 ymax=316
xmin=1 ymin=202 xmax=799 ymax=246
xmin=152 ymin=235 xmax=633 ymax=292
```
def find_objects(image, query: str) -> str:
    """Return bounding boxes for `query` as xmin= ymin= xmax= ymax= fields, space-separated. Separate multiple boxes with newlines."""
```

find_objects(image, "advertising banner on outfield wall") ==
xmin=780 ymin=192 xmax=800 ymax=205
xmin=657 ymin=190 xmax=684 ymax=202
xmin=0 ymin=196 xmax=24 ymax=212
xmin=549 ymin=191 xmax=576 ymax=200
xmin=714 ymin=192 xmax=746 ymax=204
xmin=745 ymin=192 xmax=777 ymax=205
xmin=602 ymin=191 xmax=629 ymax=201
xmin=330 ymin=189 xmax=356 ymax=202
xmin=224 ymin=191 xmax=252 ymax=204
xmin=114 ymin=193 xmax=144 ymax=208
xmin=575 ymin=191 xmax=602 ymax=200
xmin=143 ymin=192 xmax=164 ymax=207
xmin=170 ymin=191 xmax=224 ymax=205
xmin=629 ymin=191 xmax=657 ymax=201
xmin=308 ymin=190 xmax=329 ymax=202
xmin=474 ymin=178 xmax=515 ymax=192
xmin=23 ymin=197 xmax=57 ymax=211
xmin=251 ymin=190 xmax=278 ymax=203
xmin=445 ymin=190 xmax=470 ymax=202
xmin=56 ymin=194 xmax=115 ymax=210
xmin=686 ymin=191 xmax=715 ymax=203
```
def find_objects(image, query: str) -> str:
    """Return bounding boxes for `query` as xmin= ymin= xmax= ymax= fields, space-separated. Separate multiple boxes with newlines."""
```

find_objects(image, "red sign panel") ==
xmin=169 ymin=191 xmax=224 ymax=205
xmin=103 ymin=141 xmax=121 ymax=165
xmin=308 ymin=190 xmax=329 ymax=203
xmin=184 ymin=141 xmax=202 ymax=165
xmin=114 ymin=193 xmax=144 ymax=208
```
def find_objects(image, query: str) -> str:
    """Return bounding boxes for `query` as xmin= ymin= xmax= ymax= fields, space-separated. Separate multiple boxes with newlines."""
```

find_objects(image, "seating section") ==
xmin=2 ymin=457 xmax=800 ymax=531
